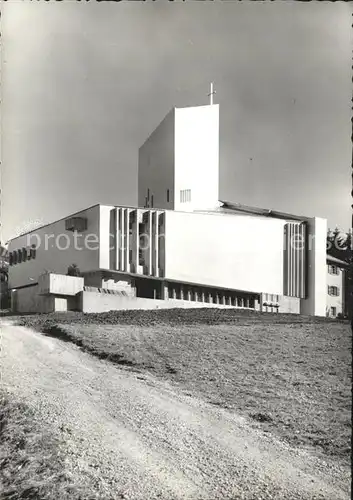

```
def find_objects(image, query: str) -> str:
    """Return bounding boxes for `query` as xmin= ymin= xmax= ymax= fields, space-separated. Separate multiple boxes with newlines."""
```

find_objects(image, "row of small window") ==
xmin=328 ymin=265 xmax=340 ymax=275
xmin=9 ymin=246 xmax=37 ymax=265
xmin=328 ymin=286 xmax=340 ymax=297
xmin=180 ymin=189 xmax=191 ymax=203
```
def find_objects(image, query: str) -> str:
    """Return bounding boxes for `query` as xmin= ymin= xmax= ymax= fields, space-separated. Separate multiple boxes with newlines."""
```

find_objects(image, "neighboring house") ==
xmin=0 ymin=248 xmax=9 ymax=309
xmin=6 ymin=102 xmax=328 ymax=316
xmin=0 ymin=268 xmax=9 ymax=309
xmin=326 ymin=255 xmax=349 ymax=318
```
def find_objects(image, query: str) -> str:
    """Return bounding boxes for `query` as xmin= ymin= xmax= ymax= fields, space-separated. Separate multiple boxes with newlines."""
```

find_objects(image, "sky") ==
xmin=1 ymin=1 xmax=352 ymax=242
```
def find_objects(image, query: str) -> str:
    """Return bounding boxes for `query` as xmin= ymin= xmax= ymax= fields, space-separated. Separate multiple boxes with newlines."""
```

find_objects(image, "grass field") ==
xmin=18 ymin=309 xmax=352 ymax=466
xmin=0 ymin=390 xmax=85 ymax=500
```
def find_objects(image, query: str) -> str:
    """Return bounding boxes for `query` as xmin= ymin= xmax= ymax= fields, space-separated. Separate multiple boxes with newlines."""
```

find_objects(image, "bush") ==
xmin=66 ymin=264 xmax=81 ymax=277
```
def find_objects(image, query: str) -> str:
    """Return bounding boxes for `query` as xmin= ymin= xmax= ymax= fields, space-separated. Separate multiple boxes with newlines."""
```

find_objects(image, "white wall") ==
xmin=38 ymin=273 xmax=84 ymax=296
xmin=174 ymin=105 xmax=219 ymax=212
xmin=138 ymin=109 xmax=175 ymax=210
xmin=164 ymin=210 xmax=285 ymax=295
xmin=138 ymin=104 xmax=220 ymax=213
xmin=79 ymin=290 xmax=235 ymax=313
xmin=300 ymin=217 xmax=327 ymax=317
xmin=8 ymin=205 xmax=100 ymax=289
xmin=279 ymin=295 xmax=300 ymax=314
xmin=99 ymin=205 xmax=115 ymax=269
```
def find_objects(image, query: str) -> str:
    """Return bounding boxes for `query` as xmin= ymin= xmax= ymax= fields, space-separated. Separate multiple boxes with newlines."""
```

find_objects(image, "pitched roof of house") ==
xmin=326 ymin=254 xmax=349 ymax=266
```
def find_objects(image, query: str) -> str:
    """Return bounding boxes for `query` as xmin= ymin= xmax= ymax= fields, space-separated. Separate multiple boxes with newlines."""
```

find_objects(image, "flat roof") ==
xmin=220 ymin=201 xmax=309 ymax=222
xmin=6 ymin=203 xmax=101 ymax=243
xmin=7 ymin=200 xmax=310 ymax=243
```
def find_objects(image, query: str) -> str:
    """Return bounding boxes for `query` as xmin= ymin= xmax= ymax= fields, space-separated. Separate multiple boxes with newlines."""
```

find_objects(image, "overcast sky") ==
xmin=2 ymin=1 xmax=352 ymax=242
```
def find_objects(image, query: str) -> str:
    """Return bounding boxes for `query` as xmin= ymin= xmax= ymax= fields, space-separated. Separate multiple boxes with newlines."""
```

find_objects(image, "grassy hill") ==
xmin=18 ymin=309 xmax=351 ymax=465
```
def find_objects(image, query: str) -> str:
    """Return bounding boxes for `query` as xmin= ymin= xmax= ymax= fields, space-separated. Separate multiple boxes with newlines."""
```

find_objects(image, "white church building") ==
xmin=7 ymin=101 xmax=327 ymax=316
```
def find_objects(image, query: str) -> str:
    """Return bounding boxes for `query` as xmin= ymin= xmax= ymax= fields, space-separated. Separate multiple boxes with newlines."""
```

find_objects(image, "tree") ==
xmin=67 ymin=264 xmax=81 ymax=277
xmin=327 ymin=228 xmax=351 ymax=264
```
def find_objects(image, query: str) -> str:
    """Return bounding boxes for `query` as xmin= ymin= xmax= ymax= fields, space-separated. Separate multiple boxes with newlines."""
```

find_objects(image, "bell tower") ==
xmin=138 ymin=85 xmax=220 ymax=212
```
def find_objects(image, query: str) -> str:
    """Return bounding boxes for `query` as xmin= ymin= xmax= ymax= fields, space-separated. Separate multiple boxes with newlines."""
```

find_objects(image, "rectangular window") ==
xmin=328 ymin=265 xmax=339 ymax=275
xmin=167 ymin=189 xmax=170 ymax=202
xmin=328 ymin=286 xmax=339 ymax=296
xmin=30 ymin=245 xmax=37 ymax=260
xmin=180 ymin=189 xmax=191 ymax=203
xmin=138 ymin=248 xmax=144 ymax=266
xmin=330 ymin=307 xmax=337 ymax=317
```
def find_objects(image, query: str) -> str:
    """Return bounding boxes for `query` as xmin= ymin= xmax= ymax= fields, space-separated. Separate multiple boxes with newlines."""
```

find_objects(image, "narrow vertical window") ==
xmin=167 ymin=189 xmax=170 ymax=202
xmin=30 ymin=245 xmax=37 ymax=260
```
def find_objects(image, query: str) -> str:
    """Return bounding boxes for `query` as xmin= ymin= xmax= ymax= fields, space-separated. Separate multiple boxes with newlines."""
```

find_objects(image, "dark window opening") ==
xmin=167 ymin=189 xmax=170 ymax=202
xmin=328 ymin=265 xmax=339 ymax=275
xmin=30 ymin=245 xmax=37 ymax=260
xmin=138 ymin=249 xmax=144 ymax=266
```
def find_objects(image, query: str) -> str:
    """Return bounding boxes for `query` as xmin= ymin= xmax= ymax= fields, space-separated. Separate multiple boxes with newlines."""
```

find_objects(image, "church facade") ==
xmin=7 ymin=103 xmax=327 ymax=316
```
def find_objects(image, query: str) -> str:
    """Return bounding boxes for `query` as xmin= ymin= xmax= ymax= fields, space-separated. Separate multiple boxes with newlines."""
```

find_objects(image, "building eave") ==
xmin=82 ymin=269 xmax=260 ymax=296
xmin=6 ymin=203 xmax=102 ymax=243
xmin=219 ymin=201 xmax=309 ymax=222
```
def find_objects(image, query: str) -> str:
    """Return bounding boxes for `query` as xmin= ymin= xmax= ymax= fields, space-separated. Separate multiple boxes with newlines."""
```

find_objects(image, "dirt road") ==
xmin=1 ymin=320 xmax=350 ymax=500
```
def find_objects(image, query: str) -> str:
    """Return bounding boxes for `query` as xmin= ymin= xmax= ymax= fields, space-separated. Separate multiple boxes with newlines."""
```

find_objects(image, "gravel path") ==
xmin=1 ymin=320 xmax=350 ymax=500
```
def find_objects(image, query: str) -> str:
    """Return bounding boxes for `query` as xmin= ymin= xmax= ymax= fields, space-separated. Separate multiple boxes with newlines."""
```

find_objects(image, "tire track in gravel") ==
xmin=1 ymin=320 xmax=350 ymax=500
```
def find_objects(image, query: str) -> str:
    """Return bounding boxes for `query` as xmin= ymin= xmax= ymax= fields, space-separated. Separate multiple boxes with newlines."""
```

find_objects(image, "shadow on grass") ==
xmin=43 ymin=325 xmax=149 ymax=371
xmin=43 ymin=325 xmax=83 ymax=345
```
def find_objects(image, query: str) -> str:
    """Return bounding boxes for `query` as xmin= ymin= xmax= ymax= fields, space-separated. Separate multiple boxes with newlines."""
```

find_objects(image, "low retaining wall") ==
xmin=79 ymin=290 xmax=238 ymax=313
xmin=10 ymin=283 xmax=299 ymax=316
xmin=279 ymin=295 xmax=300 ymax=314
